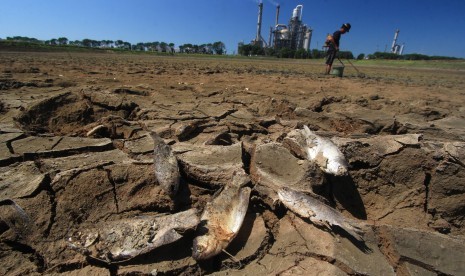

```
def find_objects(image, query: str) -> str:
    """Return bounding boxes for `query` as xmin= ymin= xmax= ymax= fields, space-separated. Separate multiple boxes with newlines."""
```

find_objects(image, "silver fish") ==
xmin=151 ymin=130 xmax=180 ymax=196
xmin=67 ymin=208 xmax=199 ymax=263
xmin=278 ymin=187 xmax=363 ymax=241
xmin=0 ymin=199 xmax=31 ymax=238
xmin=302 ymin=125 xmax=348 ymax=176
xmin=192 ymin=173 xmax=251 ymax=260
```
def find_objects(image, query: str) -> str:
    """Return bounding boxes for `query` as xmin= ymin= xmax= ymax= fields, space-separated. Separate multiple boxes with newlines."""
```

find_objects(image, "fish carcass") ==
xmin=278 ymin=187 xmax=363 ymax=241
xmin=67 ymin=208 xmax=199 ymax=263
xmin=302 ymin=125 xmax=348 ymax=176
xmin=192 ymin=172 xmax=251 ymax=260
xmin=0 ymin=199 xmax=31 ymax=239
xmin=151 ymin=130 xmax=180 ymax=196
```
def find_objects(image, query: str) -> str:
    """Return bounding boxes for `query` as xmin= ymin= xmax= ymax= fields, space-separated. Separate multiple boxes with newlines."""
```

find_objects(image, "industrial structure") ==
xmin=251 ymin=2 xmax=267 ymax=47
xmin=391 ymin=29 xmax=405 ymax=55
xmin=250 ymin=2 xmax=312 ymax=52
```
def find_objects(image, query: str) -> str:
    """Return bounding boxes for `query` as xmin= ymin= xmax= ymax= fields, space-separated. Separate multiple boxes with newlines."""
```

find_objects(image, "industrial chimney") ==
xmin=275 ymin=5 xmax=280 ymax=27
xmin=256 ymin=2 xmax=263 ymax=43
xmin=391 ymin=29 xmax=400 ymax=53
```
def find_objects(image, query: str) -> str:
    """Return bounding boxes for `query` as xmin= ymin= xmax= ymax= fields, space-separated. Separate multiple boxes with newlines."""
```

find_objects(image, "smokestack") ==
xmin=292 ymin=5 xmax=303 ymax=20
xmin=256 ymin=2 xmax=263 ymax=42
xmin=275 ymin=5 xmax=280 ymax=27
xmin=391 ymin=29 xmax=399 ymax=53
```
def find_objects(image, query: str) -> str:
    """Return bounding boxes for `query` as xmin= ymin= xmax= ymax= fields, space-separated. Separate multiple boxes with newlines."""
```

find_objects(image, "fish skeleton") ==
xmin=151 ymin=130 xmax=180 ymax=196
xmin=302 ymin=125 xmax=348 ymax=176
xmin=192 ymin=173 xmax=251 ymax=260
xmin=67 ymin=208 xmax=199 ymax=263
xmin=278 ymin=187 xmax=363 ymax=241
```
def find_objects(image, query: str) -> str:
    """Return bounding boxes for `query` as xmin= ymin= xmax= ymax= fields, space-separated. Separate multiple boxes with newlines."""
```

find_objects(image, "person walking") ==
xmin=325 ymin=23 xmax=351 ymax=75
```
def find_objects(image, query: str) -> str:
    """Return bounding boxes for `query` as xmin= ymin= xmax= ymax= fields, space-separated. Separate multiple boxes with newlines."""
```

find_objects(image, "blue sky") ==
xmin=2 ymin=0 xmax=465 ymax=57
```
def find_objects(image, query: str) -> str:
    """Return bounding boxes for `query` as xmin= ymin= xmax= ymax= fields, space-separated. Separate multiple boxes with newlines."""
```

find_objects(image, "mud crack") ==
xmin=104 ymin=168 xmax=119 ymax=213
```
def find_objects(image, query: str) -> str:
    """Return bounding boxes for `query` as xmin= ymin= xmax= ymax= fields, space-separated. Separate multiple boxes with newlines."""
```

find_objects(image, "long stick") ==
xmin=339 ymin=58 xmax=365 ymax=77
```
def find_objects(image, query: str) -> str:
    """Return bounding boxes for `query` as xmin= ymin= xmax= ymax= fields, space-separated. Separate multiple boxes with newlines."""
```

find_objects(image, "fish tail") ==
xmin=342 ymin=221 xmax=364 ymax=241
xmin=0 ymin=199 xmax=32 ymax=235
xmin=303 ymin=125 xmax=313 ymax=136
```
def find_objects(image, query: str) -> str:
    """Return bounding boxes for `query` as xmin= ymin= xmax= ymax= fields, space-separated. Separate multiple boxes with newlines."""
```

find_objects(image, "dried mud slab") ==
xmin=14 ymin=90 xmax=138 ymax=135
xmin=250 ymin=142 xmax=325 ymax=207
xmin=176 ymin=142 xmax=245 ymax=188
xmin=0 ymin=161 xmax=46 ymax=200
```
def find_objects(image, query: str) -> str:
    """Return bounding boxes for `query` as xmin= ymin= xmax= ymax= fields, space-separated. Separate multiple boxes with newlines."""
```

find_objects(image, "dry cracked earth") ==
xmin=1 ymin=52 xmax=465 ymax=275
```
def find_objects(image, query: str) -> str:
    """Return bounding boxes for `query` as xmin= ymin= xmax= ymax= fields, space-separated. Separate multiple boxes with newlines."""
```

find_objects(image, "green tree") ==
xmin=338 ymin=51 xmax=354 ymax=59
xmin=238 ymin=44 xmax=252 ymax=56
xmin=115 ymin=40 xmax=124 ymax=48
xmin=311 ymin=49 xmax=324 ymax=58
xmin=294 ymin=49 xmax=310 ymax=59
xmin=278 ymin=48 xmax=294 ymax=58
xmin=134 ymin=42 xmax=145 ymax=51
xmin=82 ymin=39 xmax=92 ymax=47
xmin=159 ymin=42 xmax=167 ymax=52
xmin=357 ymin=53 xmax=365 ymax=60
xmin=57 ymin=37 xmax=68 ymax=45
xmin=153 ymin=41 xmax=160 ymax=51
xmin=212 ymin=41 xmax=225 ymax=55
xmin=250 ymin=44 xmax=264 ymax=56
xmin=264 ymin=47 xmax=276 ymax=57
xmin=372 ymin=52 xmax=400 ymax=60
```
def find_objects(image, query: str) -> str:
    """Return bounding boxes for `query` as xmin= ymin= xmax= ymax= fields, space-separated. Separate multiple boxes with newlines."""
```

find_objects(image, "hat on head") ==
xmin=342 ymin=23 xmax=351 ymax=32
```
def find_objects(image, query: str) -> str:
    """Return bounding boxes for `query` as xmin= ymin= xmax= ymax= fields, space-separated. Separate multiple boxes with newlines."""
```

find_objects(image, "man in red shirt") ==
xmin=325 ymin=23 xmax=351 ymax=75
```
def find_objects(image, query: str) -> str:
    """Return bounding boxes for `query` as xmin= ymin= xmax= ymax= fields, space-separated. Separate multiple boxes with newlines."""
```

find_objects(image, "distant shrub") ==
xmin=372 ymin=52 xmax=400 ymax=60
xmin=277 ymin=48 xmax=294 ymax=58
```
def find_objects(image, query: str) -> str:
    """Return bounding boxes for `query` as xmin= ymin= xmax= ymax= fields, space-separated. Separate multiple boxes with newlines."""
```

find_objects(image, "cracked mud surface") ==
xmin=1 ymin=52 xmax=465 ymax=275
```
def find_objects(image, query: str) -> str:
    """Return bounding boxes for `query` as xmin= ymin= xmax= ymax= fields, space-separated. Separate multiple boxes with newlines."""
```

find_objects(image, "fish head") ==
xmin=67 ymin=230 xmax=99 ymax=253
xmin=336 ymin=166 xmax=348 ymax=176
xmin=167 ymin=175 xmax=180 ymax=196
xmin=277 ymin=187 xmax=294 ymax=203
xmin=192 ymin=234 xmax=219 ymax=260
xmin=327 ymin=159 xmax=348 ymax=176
xmin=231 ymin=169 xmax=250 ymax=187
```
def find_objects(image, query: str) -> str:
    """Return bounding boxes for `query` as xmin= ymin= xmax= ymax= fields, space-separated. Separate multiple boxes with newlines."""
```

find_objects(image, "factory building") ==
xmin=250 ymin=2 xmax=313 ymax=52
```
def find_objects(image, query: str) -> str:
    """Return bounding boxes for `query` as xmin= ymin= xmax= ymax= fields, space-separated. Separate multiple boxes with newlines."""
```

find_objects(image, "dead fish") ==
xmin=192 ymin=173 xmax=251 ymax=260
xmin=302 ymin=125 xmax=348 ymax=176
xmin=67 ymin=208 xmax=199 ymax=263
xmin=278 ymin=187 xmax=363 ymax=241
xmin=150 ymin=130 xmax=180 ymax=196
xmin=0 ymin=199 xmax=31 ymax=238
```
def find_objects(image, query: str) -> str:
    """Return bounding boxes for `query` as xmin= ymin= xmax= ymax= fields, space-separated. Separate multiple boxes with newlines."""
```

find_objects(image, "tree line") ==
xmin=238 ymin=43 xmax=460 ymax=61
xmin=365 ymin=52 xmax=460 ymax=60
xmin=3 ymin=36 xmax=226 ymax=54
xmin=238 ymin=43 xmax=354 ymax=59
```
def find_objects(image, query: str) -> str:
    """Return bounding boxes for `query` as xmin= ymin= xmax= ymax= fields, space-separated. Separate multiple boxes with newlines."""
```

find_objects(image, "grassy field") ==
xmin=350 ymin=59 xmax=465 ymax=70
